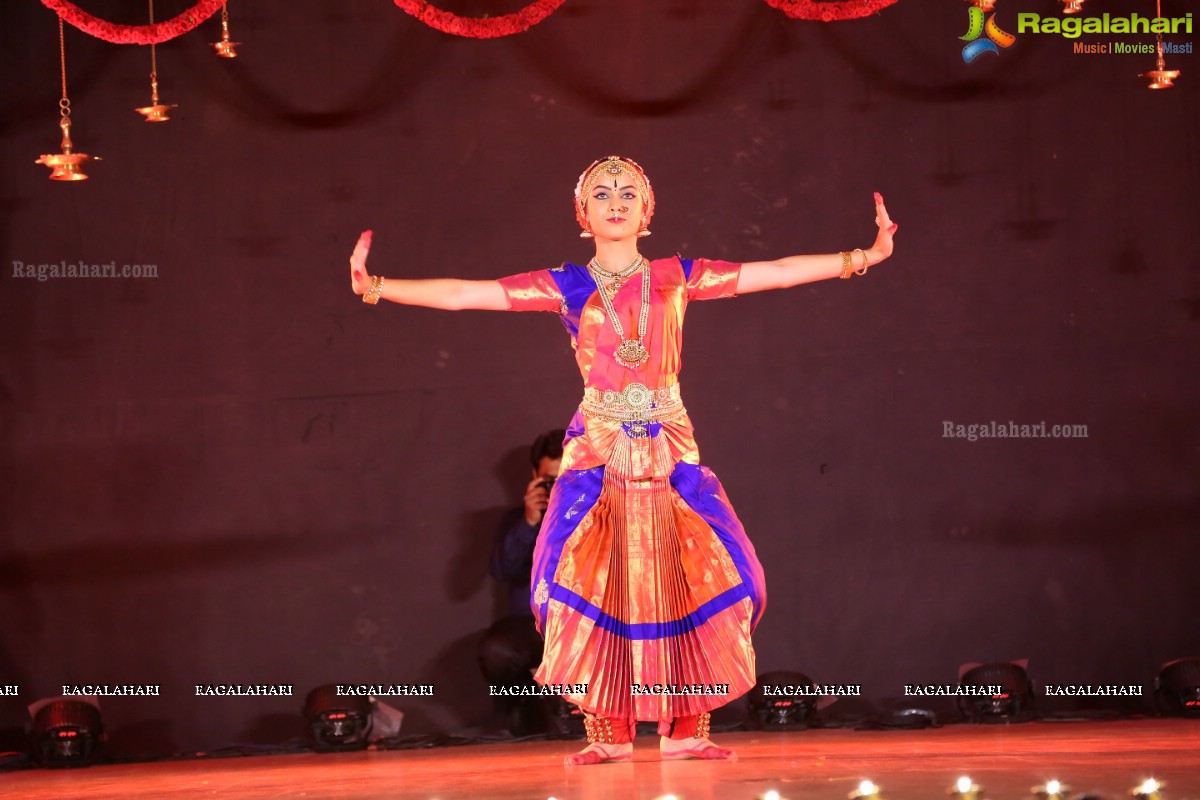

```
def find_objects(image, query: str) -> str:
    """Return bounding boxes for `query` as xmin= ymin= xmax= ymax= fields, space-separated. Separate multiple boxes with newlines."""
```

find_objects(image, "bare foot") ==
xmin=564 ymin=742 xmax=633 ymax=765
xmin=659 ymin=736 xmax=736 ymax=760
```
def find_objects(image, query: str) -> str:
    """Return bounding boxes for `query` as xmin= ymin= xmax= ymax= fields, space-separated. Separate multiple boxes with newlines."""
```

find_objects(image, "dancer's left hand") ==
xmin=866 ymin=192 xmax=898 ymax=266
xmin=349 ymin=229 xmax=373 ymax=295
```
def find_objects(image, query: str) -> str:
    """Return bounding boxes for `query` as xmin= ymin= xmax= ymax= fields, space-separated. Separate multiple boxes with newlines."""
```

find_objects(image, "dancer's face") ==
xmin=585 ymin=169 xmax=644 ymax=240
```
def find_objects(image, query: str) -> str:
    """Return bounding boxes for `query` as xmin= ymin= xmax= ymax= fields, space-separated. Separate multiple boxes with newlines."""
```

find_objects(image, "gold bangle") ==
xmin=363 ymin=275 xmax=384 ymax=304
xmin=853 ymin=248 xmax=870 ymax=276
xmin=839 ymin=251 xmax=852 ymax=279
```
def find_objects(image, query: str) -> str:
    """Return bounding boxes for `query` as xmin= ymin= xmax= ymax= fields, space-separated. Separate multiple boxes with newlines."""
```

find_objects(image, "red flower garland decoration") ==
xmin=762 ymin=0 xmax=901 ymax=22
xmin=39 ymin=0 xmax=226 ymax=44
xmin=41 ymin=0 xmax=900 ymax=46
xmin=391 ymin=0 xmax=567 ymax=39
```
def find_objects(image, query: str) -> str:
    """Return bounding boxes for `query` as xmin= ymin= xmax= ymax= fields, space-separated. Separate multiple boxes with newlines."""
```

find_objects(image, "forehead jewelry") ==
xmin=587 ymin=257 xmax=651 ymax=369
xmin=581 ymin=158 xmax=646 ymax=200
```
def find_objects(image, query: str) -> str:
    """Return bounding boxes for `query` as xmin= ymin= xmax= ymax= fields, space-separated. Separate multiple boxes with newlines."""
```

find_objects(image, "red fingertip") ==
xmin=889 ymin=223 xmax=898 ymax=233
xmin=874 ymin=192 xmax=883 ymax=202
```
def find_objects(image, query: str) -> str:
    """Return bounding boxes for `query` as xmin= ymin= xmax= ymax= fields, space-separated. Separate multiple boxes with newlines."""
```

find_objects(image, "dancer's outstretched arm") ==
xmin=736 ymin=193 xmax=898 ymax=294
xmin=348 ymin=230 xmax=508 ymax=310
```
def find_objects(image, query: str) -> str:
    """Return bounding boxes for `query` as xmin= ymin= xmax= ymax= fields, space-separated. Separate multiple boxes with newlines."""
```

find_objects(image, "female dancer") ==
xmin=349 ymin=156 xmax=896 ymax=764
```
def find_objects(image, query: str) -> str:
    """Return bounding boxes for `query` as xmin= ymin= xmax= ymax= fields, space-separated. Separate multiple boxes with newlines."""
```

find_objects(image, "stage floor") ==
xmin=6 ymin=719 xmax=1199 ymax=800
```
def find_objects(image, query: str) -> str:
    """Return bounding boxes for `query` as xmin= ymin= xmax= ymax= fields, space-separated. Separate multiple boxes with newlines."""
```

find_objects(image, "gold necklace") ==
xmin=589 ymin=255 xmax=643 ymax=291
xmin=588 ymin=257 xmax=651 ymax=369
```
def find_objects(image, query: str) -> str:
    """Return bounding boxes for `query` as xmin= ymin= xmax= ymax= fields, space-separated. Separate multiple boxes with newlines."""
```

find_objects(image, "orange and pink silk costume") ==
xmin=498 ymin=256 xmax=767 ymax=722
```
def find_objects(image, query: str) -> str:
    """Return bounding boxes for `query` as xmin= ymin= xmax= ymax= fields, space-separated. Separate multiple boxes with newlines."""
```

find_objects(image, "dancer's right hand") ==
xmin=349 ymin=230 xmax=373 ymax=295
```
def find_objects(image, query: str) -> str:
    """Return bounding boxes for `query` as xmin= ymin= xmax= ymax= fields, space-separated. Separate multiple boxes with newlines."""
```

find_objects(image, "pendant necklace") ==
xmin=588 ymin=256 xmax=651 ymax=369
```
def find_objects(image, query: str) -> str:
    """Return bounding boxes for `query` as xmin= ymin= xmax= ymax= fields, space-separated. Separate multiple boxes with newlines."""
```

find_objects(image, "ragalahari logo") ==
xmin=961 ymin=5 xmax=1017 ymax=63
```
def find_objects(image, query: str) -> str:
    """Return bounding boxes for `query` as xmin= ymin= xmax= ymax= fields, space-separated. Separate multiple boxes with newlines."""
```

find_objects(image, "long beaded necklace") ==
xmin=588 ymin=256 xmax=651 ymax=369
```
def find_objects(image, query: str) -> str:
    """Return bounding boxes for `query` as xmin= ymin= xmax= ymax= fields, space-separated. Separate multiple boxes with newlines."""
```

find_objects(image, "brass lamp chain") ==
xmin=149 ymin=0 xmax=158 ymax=90
xmin=1156 ymin=0 xmax=1162 ymax=51
xmin=58 ymin=16 xmax=69 ymax=119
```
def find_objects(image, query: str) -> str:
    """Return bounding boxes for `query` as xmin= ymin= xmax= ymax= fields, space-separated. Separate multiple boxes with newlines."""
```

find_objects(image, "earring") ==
xmin=580 ymin=230 xmax=594 ymax=239
xmin=637 ymin=229 xmax=651 ymax=238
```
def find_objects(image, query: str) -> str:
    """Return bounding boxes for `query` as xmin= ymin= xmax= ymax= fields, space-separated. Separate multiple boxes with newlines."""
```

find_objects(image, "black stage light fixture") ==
xmin=957 ymin=660 xmax=1035 ymax=723
xmin=30 ymin=699 xmax=103 ymax=768
xmin=303 ymin=684 xmax=372 ymax=751
xmin=749 ymin=670 xmax=818 ymax=730
xmin=886 ymin=707 xmax=939 ymax=729
xmin=1154 ymin=657 xmax=1200 ymax=718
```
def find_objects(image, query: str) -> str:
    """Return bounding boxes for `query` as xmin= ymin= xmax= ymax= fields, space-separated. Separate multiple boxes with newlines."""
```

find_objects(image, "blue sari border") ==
xmin=547 ymin=582 xmax=752 ymax=641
